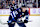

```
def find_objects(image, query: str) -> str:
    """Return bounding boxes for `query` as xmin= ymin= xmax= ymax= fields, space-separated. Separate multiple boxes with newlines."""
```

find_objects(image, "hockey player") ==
xmin=8 ymin=1 xmax=17 ymax=27
xmin=8 ymin=7 xmax=26 ymax=27
xmin=16 ymin=5 xmax=29 ymax=27
xmin=21 ymin=6 xmax=29 ymax=23
xmin=8 ymin=5 xmax=29 ymax=27
xmin=8 ymin=1 xmax=29 ymax=27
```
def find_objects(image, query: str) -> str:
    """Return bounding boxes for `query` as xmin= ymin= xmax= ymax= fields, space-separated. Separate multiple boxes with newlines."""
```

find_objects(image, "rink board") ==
xmin=30 ymin=8 xmax=40 ymax=16
xmin=0 ymin=8 xmax=40 ymax=16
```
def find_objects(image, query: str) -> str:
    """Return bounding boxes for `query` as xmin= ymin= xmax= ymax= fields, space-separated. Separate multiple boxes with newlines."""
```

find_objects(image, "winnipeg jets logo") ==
xmin=22 ymin=13 xmax=24 ymax=15
xmin=19 ymin=9 xmax=21 ymax=12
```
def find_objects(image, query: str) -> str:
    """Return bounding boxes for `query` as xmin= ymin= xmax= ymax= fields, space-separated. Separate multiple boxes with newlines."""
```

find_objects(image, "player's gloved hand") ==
xmin=7 ymin=20 xmax=12 ymax=25
xmin=8 ymin=20 xmax=12 ymax=23
xmin=24 ymin=20 xmax=28 ymax=23
xmin=12 ymin=18 xmax=17 ymax=22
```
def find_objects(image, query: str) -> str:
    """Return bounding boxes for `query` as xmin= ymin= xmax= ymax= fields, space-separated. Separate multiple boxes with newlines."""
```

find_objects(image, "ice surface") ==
xmin=0 ymin=16 xmax=40 ymax=27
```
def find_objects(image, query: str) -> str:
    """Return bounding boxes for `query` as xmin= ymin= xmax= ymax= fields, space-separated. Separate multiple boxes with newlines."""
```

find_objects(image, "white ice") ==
xmin=0 ymin=16 xmax=40 ymax=27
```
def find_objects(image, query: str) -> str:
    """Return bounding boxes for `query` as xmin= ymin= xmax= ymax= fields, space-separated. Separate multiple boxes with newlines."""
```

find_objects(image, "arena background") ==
xmin=0 ymin=0 xmax=40 ymax=27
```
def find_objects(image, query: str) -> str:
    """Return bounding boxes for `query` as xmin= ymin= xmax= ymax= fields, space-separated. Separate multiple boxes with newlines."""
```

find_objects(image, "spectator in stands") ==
xmin=38 ymin=0 xmax=40 ymax=8
xmin=33 ymin=3 xmax=36 ymax=8
xmin=1 ymin=1 xmax=4 ymax=8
